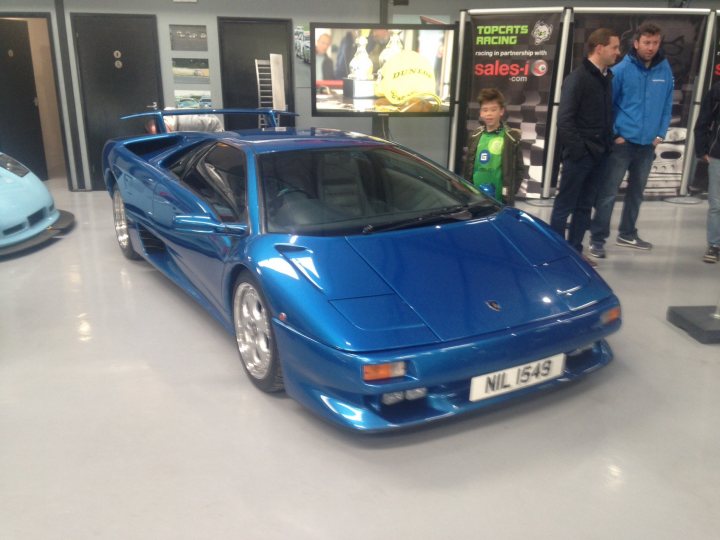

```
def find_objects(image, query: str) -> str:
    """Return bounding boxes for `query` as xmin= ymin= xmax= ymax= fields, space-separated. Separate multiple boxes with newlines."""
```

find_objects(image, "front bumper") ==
xmin=0 ymin=210 xmax=75 ymax=258
xmin=275 ymin=296 xmax=620 ymax=432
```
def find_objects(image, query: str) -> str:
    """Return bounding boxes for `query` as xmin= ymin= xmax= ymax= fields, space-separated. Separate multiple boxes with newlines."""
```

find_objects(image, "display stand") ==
xmin=663 ymin=195 xmax=703 ymax=205
xmin=372 ymin=115 xmax=391 ymax=140
xmin=666 ymin=293 xmax=720 ymax=344
xmin=524 ymin=198 xmax=555 ymax=207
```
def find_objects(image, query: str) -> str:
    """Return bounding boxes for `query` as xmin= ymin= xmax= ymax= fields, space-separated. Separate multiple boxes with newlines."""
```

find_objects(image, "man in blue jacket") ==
xmin=589 ymin=23 xmax=673 ymax=258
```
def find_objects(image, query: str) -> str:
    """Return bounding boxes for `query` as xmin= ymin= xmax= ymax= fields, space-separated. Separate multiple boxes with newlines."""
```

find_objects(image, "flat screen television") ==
xmin=310 ymin=22 xmax=456 ymax=117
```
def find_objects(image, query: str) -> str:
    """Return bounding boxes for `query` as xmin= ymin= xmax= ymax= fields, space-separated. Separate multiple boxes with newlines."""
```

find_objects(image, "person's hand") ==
xmin=614 ymin=136 xmax=626 ymax=144
xmin=652 ymin=136 xmax=663 ymax=147
xmin=702 ymin=154 xmax=710 ymax=163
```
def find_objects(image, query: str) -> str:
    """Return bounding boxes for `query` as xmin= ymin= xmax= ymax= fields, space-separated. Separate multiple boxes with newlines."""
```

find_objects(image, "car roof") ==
xmin=209 ymin=128 xmax=388 ymax=154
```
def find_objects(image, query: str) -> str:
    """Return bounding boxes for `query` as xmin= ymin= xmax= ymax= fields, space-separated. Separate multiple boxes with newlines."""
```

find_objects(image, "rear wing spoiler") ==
xmin=121 ymin=108 xmax=299 ymax=133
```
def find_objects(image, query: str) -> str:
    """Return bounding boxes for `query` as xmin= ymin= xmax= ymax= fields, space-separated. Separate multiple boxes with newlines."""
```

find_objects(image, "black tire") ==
xmin=112 ymin=188 xmax=141 ymax=260
xmin=232 ymin=272 xmax=284 ymax=392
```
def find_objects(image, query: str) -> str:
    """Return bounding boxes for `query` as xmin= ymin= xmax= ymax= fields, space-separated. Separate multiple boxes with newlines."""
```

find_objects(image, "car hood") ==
xmin=266 ymin=209 xmax=613 ymax=350
xmin=346 ymin=210 xmax=603 ymax=341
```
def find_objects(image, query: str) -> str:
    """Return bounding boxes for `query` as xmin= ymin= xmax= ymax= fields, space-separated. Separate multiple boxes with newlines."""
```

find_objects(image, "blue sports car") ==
xmin=0 ymin=152 xmax=74 ymax=258
xmin=103 ymin=109 xmax=621 ymax=431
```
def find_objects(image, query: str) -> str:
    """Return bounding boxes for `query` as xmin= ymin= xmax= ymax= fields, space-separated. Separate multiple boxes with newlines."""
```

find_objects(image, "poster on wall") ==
xmin=170 ymin=24 xmax=208 ymax=52
xmin=293 ymin=21 xmax=311 ymax=88
xmin=455 ymin=9 xmax=564 ymax=197
xmin=172 ymin=58 xmax=210 ymax=84
xmin=173 ymin=89 xmax=212 ymax=108
xmin=571 ymin=11 xmax=708 ymax=197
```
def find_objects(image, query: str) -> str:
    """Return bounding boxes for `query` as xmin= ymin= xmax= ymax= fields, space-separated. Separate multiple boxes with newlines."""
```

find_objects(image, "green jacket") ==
xmin=461 ymin=124 xmax=525 ymax=205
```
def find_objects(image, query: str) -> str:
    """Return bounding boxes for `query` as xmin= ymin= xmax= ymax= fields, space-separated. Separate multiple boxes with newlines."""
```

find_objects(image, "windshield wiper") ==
xmin=362 ymin=204 xmax=493 ymax=234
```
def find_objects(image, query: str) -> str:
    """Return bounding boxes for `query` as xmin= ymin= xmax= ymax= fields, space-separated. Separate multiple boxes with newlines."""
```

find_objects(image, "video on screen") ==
xmin=310 ymin=23 xmax=456 ymax=117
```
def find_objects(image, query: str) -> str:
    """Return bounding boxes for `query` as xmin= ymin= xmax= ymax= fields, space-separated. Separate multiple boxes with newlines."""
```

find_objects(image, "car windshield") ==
xmin=259 ymin=146 xmax=499 ymax=236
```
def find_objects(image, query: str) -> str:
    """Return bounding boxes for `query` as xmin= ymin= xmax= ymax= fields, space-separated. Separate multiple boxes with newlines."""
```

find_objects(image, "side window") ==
xmin=181 ymin=142 xmax=247 ymax=222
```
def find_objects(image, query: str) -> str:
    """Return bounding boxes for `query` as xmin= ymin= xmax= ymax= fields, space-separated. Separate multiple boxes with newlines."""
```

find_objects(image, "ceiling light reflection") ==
xmin=77 ymin=315 xmax=93 ymax=343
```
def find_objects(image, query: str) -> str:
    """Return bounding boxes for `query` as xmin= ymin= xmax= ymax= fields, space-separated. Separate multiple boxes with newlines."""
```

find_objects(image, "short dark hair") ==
xmin=477 ymin=88 xmax=505 ymax=108
xmin=635 ymin=22 xmax=662 ymax=41
xmin=586 ymin=28 xmax=618 ymax=54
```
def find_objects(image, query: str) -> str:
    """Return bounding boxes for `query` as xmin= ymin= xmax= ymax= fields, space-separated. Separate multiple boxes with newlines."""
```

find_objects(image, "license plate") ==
xmin=469 ymin=353 xmax=566 ymax=402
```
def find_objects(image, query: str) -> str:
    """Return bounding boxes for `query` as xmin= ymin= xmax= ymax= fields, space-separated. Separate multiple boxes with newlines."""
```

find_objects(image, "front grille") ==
xmin=27 ymin=208 xmax=46 ymax=227
xmin=3 ymin=223 xmax=25 ymax=236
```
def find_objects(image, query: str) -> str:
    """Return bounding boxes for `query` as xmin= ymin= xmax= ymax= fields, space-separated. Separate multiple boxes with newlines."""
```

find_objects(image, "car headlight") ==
xmin=0 ymin=153 xmax=30 ymax=177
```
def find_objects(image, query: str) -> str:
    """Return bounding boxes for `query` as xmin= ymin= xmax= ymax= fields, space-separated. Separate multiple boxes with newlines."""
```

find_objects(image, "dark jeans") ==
xmin=590 ymin=141 xmax=655 ymax=245
xmin=708 ymin=157 xmax=720 ymax=246
xmin=550 ymin=153 xmax=606 ymax=253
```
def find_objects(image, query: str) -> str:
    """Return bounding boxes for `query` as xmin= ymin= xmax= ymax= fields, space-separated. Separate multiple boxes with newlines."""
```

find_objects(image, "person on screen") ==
xmin=315 ymin=32 xmax=335 ymax=80
xmin=334 ymin=30 xmax=357 ymax=79
xmin=461 ymin=88 xmax=524 ymax=206
xmin=549 ymin=28 xmax=620 ymax=267
xmin=693 ymin=79 xmax=720 ymax=264
xmin=366 ymin=29 xmax=390 ymax=74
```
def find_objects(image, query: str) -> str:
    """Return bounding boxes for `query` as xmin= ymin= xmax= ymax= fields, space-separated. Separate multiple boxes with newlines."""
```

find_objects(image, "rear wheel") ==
xmin=112 ymin=188 xmax=140 ymax=260
xmin=233 ymin=273 xmax=284 ymax=392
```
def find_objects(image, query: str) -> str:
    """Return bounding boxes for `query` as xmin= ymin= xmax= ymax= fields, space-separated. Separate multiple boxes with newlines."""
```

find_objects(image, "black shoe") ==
xmin=589 ymin=243 xmax=606 ymax=258
xmin=616 ymin=234 xmax=652 ymax=250
xmin=703 ymin=245 xmax=719 ymax=263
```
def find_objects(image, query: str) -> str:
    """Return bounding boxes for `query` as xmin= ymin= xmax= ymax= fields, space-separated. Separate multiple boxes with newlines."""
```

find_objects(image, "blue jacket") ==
xmin=612 ymin=48 xmax=673 ymax=145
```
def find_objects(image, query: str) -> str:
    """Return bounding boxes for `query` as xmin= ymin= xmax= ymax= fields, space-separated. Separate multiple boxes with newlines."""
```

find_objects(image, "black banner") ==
xmin=456 ymin=10 xmax=563 ymax=198
xmin=714 ymin=11 xmax=720 ymax=85
xmin=571 ymin=11 xmax=708 ymax=197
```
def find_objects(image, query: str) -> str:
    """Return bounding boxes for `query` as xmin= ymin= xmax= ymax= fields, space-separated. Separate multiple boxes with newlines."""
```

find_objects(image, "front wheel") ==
xmin=233 ymin=273 xmax=284 ymax=392
xmin=112 ymin=188 xmax=140 ymax=260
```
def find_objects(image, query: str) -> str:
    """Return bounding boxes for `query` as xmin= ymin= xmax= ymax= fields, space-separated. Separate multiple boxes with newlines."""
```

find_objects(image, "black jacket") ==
xmin=557 ymin=58 xmax=614 ymax=161
xmin=462 ymin=124 xmax=525 ymax=205
xmin=694 ymin=81 xmax=720 ymax=160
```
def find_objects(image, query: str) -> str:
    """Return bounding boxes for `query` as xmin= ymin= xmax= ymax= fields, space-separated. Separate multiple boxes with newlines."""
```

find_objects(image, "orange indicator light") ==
xmin=601 ymin=306 xmax=621 ymax=325
xmin=363 ymin=361 xmax=406 ymax=381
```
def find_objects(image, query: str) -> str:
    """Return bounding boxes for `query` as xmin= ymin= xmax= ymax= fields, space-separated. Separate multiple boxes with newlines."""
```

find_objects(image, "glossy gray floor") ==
xmin=2 ymin=180 xmax=719 ymax=539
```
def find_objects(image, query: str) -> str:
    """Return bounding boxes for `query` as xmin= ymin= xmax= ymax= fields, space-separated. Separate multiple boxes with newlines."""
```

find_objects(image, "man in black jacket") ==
xmin=550 ymin=28 xmax=620 ymax=263
xmin=694 ymin=80 xmax=720 ymax=263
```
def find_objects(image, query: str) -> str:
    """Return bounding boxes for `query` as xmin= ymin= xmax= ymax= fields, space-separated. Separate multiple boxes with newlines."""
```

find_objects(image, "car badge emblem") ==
xmin=486 ymin=300 xmax=502 ymax=312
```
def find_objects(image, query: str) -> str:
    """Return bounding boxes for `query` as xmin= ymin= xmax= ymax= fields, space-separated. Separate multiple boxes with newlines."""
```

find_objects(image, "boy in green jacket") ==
xmin=462 ymin=88 xmax=525 ymax=205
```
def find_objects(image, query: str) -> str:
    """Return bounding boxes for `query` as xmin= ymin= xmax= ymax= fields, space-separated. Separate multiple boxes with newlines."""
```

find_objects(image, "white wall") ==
xmin=60 ymin=0 xmax=383 ymax=183
xmin=2 ymin=0 xmax=718 ymax=185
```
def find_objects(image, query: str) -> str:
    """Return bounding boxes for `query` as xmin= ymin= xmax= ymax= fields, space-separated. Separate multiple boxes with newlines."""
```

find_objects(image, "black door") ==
xmin=0 ymin=18 xmax=48 ymax=179
xmin=72 ymin=14 xmax=163 ymax=189
xmin=218 ymin=18 xmax=295 ymax=130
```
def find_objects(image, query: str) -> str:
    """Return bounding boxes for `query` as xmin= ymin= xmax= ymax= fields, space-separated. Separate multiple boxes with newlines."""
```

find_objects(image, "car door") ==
xmin=152 ymin=142 xmax=249 ymax=314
